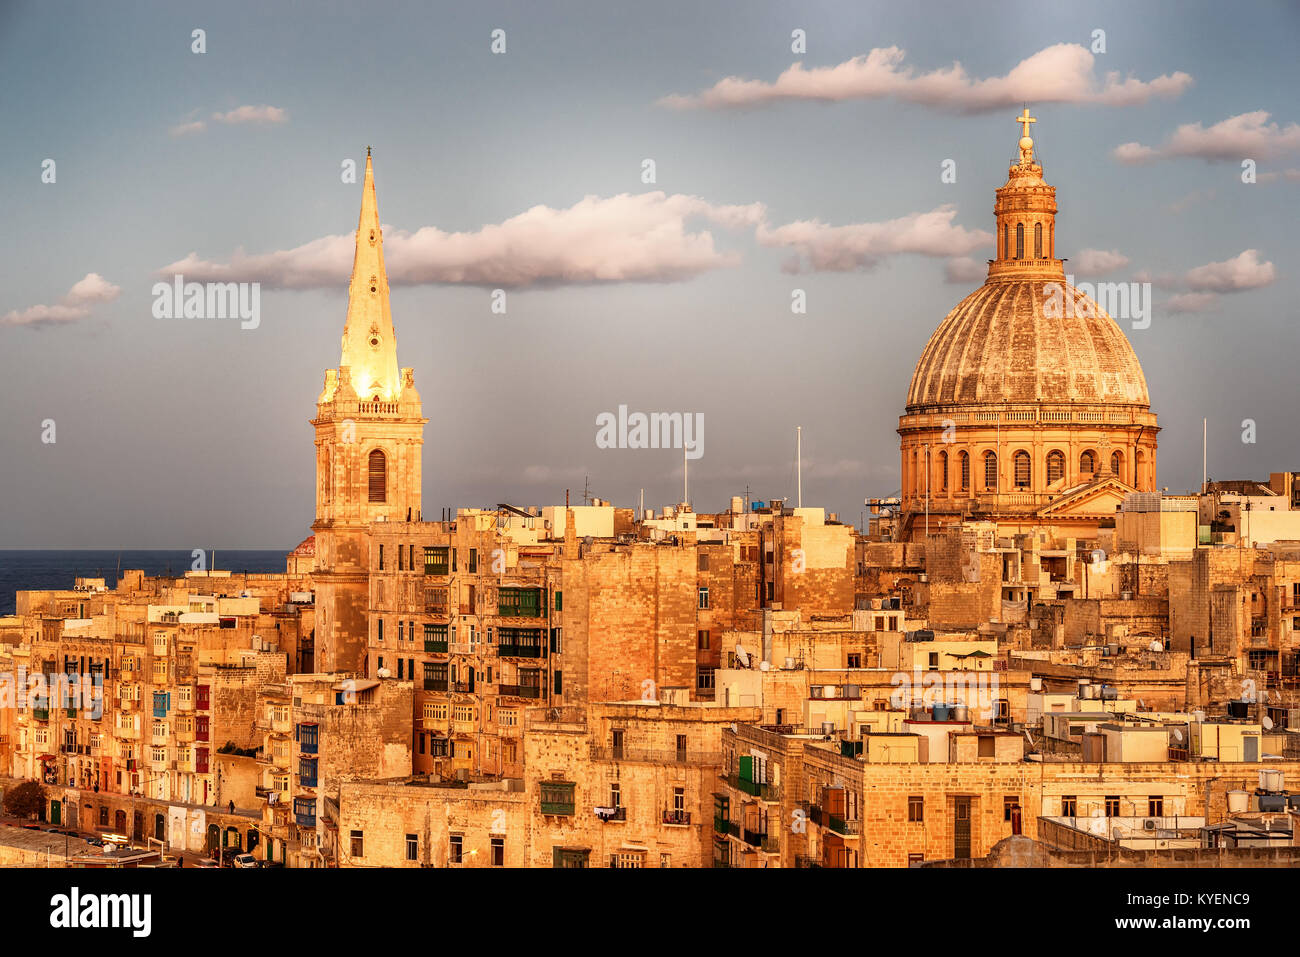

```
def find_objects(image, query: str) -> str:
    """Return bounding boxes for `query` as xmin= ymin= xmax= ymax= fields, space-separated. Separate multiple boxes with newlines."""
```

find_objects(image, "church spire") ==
xmin=338 ymin=150 xmax=401 ymax=402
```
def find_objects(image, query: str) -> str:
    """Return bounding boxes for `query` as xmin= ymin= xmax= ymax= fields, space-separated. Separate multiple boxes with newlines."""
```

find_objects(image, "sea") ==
xmin=0 ymin=549 xmax=289 ymax=616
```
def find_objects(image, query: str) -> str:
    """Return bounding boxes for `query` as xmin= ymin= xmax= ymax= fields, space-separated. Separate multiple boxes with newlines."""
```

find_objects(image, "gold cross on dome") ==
xmin=1016 ymin=107 xmax=1037 ymax=139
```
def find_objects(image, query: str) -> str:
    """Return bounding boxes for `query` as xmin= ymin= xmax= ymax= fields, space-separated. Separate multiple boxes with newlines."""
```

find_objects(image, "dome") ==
xmin=906 ymin=278 xmax=1150 ymax=412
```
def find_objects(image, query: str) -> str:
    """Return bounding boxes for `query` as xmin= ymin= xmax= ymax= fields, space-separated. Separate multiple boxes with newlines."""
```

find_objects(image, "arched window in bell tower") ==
xmin=1003 ymin=224 xmax=1010 ymax=260
xmin=959 ymin=451 xmax=970 ymax=492
xmin=1034 ymin=223 xmax=1043 ymax=259
xmin=368 ymin=449 xmax=387 ymax=503
xmin=1015 ymin=224 xmax=1024 ymax=260
xmin=983 ymin=451 xmax=998 ymax=491
xmin=939 ymin=450 xmax=948 ymax=492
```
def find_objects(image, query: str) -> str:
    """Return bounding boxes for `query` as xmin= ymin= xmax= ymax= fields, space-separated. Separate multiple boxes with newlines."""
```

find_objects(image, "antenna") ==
xmin=1202 ymin=418 xmax=1207 ymax=494
xmin=796 ymin=426 xmax=802 ymax=508
xmin=683 ymin=444 xmax=688 ymax=507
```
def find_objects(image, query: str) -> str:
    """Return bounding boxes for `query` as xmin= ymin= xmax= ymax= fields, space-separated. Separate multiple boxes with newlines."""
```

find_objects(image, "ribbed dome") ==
xmin=906 ymin=279 xmax=1150 ymax=411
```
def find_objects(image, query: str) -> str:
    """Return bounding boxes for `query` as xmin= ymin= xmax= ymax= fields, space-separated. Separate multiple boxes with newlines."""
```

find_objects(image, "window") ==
xmin=847 ymin=653 xmax=861 ymax=668
xmin=698 ymin=587 xmax=710 ymax=610
xmin=1046 ymin=449 xmax=1064 ymax=484
xmin=1105 ymin=795 xmax=1120 ymax=817
xmin=1148 ymin=796 xmax=1163 ymax=817
xmin=959 ymin=451 xmax=970 ymax=491
xmin=1080 ymin=450 xmax=1096 ymax=476
xmin=984 ymin=451 xmax=997 ymax=491
xmin=553 ymin=670 xmax=563 ymax=695
xmin=978 ymin=736 xmax=995 ymax=758
xmin=1015 ymin=222 xmax=1024 ymax=259
xmin=610 ymin=781 xmax=621 ymax=808
xmin=908 ymin=796 xmax=924 ymax=822
xmin=405 ymin=834 xmax=418 ymax=861
xmin=1111 ymin=450 xmax=1123 ymax=478
xmin=549 ymin=628 xmax=562 ymax=654
xmin=540 ymin=781 xmax=576 ymax=816
xmin=696 ymin=666 xmax=715 ymax=691
xmin=468 ymin=548 xmax=478 ymax=573
xmin=697 ymin=629 xmax=710 ymax=650
xmin=449 ymin=834 xmax=463 ymax=864
xmin=424 ymin=547 xmax=449 ymax=576
xmin=1003 ymin=223 xmax=1010 ymax=260
xmin=367 ymin=450 xmax=386 ymax=503
xmin=553 ymin=590 xmax=562 ymax=611
xmin=1013 ymin=450 xmax=1030 ymax=488
xmin=491 ymin=837 xmax=504 ymax=866
xmin=939 ymin=450 xmax=948 ymax=491
xmin=1061 ymin=795 xmax=1077 ymax=816
xmin=1003 ymin=796 xmax=1019 ymax=821
xmin=350 ymin=830 xmax=364 ymax=858
xmin=1034 ymin=222 xmax=1042 ymax=258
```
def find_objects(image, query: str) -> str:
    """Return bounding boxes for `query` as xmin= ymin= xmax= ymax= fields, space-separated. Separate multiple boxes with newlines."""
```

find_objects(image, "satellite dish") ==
xmin=734 ymin=644 xmax=750 ymax=668
xmin=1172 ymin=728 xmax=1184 ymax=743
xmin=1263 ymin=716 xmax=1274 ymax=730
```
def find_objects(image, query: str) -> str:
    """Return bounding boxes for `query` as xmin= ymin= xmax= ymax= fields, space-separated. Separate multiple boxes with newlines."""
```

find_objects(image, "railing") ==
xmin=498 ymin=684 xmax=542 ymax=699
xmin=662 ymin=810 xmax=691 ymax=826
xmin=424 ymin=679 xmax=449 ymax=692
xmin=722 ymin=773 xmax=779 ymax=801
xmin=714 ymin=818 xmax=739 ymax=837
xmin=828 ymin=815 xmax=860 ymax=837
xmin=497 ymin=644 xmax=546 ymax=658
xmin=591 ymin=745 xmax=722 ymax=766
xmin=424 ymin=640 xmax=448 ymax=654
xmin=742 ymin=827 xmax=767 ymax=847
xmin=540 ymin=800 xmax=575 ymax=816
xmin=595 ymin=806 xmax=626 ymax=822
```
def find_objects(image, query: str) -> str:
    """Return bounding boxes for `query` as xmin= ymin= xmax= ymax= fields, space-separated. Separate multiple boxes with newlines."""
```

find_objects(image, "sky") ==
xmin=1 ymin=0 xmax=1297 ymax=547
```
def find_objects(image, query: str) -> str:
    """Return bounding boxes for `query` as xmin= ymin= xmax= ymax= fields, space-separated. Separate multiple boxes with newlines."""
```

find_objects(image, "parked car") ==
xmin=83 ymin=836 xmax=104 ymax=847
xmin=193 ymin=858 xmax=220 ymax=868
xmin=232 ymin=853 xmax=258 ymax=868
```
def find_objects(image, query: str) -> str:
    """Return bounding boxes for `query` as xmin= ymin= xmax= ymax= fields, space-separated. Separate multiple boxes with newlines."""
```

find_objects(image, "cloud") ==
xmin=160 ymin=192 xmax=768 ymax=289
xmin=1258 ymin=168 xmax=1300 ymax=184
xmin=168 ymin=104 xmax=289 ymax=137
xmin=1167 ymin=189 xmax=1216 ymax=213
xmin=1148 ymin=250 xmax=1276 ymax=315
xmin=1114 ymin=111 xmax=1300 ymax=164
xmin=1183 ymin=249 xmax=1276 ymax=292
xmin=212 ymin=104 xmax=288 ymax=125
xmin=1165 ymin=292 xmax=1219 ymax=314
xmin=944 ymin=256 xmax=986 ymax=284
xmin=1 ymin=272 xmax=121 ymax=328
xmin=1072 ymin=248 xmax=1130 ymax=277
xmin=659 ymin=43 xmax=1191 ymax=113
xmin=757 ymin=205 xmax=992 ymax=273
xmin=169 ymin=120 xmax=207 ymax=137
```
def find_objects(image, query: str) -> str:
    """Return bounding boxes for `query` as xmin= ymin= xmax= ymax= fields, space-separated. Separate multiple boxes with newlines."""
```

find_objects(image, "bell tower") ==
xmin=311 ymin=149 xmax=426 ymax=674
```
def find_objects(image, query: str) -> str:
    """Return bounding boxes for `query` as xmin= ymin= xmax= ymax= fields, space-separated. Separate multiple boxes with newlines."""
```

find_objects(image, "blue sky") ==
xmin=1 ymin=0 xmax=1297 ymax=546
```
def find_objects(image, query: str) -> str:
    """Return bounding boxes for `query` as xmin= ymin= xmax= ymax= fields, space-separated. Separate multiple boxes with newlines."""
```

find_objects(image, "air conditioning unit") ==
xmin=1143 ymin=819 xmax=1157 ymax=831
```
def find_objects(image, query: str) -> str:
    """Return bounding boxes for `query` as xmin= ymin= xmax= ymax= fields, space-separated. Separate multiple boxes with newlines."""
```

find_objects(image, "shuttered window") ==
xmin=368 ymin=449 xmax=387 ymax=502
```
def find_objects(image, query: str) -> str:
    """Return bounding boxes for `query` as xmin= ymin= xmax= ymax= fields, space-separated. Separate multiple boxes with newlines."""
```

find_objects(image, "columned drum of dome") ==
xmin=897 ymin=111 xmax=1159 ymax=541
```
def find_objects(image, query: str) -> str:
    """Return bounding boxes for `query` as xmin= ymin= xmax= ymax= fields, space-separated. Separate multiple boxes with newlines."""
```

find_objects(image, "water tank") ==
xmin=1258 ymin=793 xmax=1287 ymax=813
xmin=1259 ymin=769 xmax=1284 ymax=792
xmin=933 ymin=704 xmax=952 ymax=721
xmin=1192 ymin=710 xmax=1206 ymax=723
xmin=1226 ymin=790 xmax=1249 ymax=814
xmin=783 ymin=657 xmax=795 ymax=670
xmin=952 ymin=704 xmax=969 ymax=722
xmin=1030 ymin=677 xmax=1043 ymax=692
xmin=1106 ymin=643 xmax=1120 ymax=656
xmin=1227 ymin=700 xmax=1250 ymax=720
xmin=1148 ymin=639 xmax=1163 ymax=652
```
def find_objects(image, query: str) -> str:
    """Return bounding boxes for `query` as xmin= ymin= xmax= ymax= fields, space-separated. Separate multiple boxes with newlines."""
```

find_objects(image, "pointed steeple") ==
xmin=337 ymin=149 xmax=402 ymax=402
